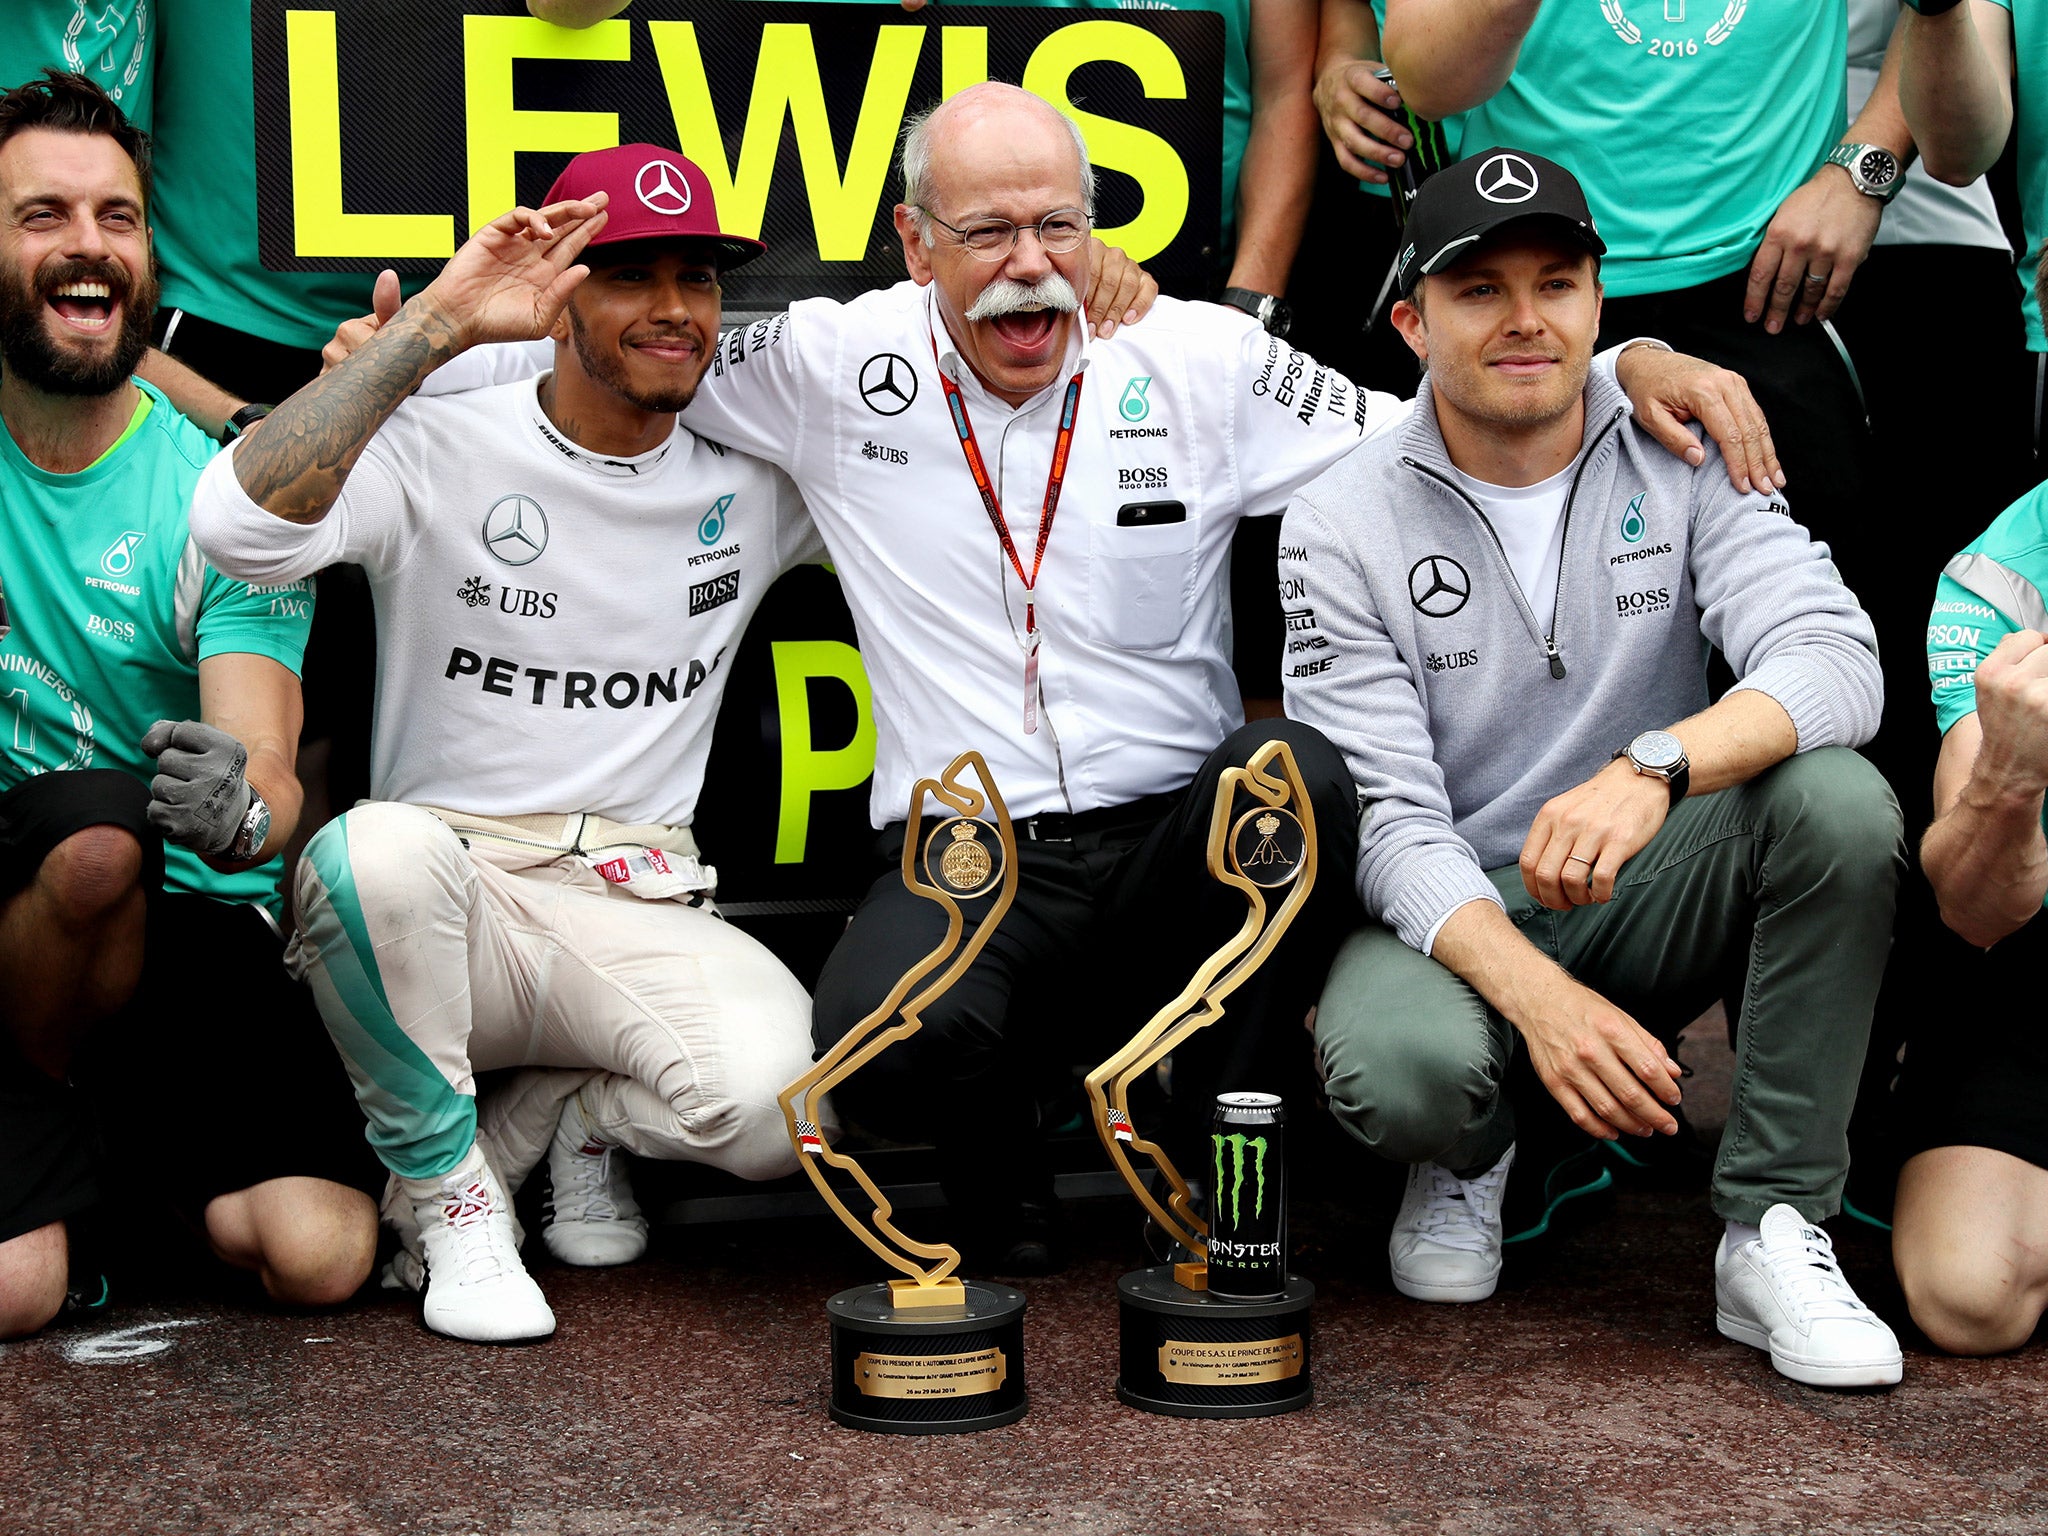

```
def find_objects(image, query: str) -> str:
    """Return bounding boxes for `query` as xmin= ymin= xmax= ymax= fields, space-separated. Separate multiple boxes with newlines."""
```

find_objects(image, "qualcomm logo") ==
xmin=1620 ymin=491 xmax=1647 ymax=544
xmin=100 ymin=531 xmax=146 ymax=578
xmin=482 ymin=495 xmax=549 ymax=566
xmin=699 ymin=493 xmax=733 ymax=545
xmin=1213 ymin=1133 xmax=1270 ymax=1225
xmin=1119 ymin=376 xmax=1152 ymax=422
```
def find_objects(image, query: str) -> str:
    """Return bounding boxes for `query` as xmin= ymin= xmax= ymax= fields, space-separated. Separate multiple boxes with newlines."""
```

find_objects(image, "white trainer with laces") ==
xmin=1715 ymin=1203 xmax=1902 ymax=1388
xmin=1388 ymin=1145 xmax=1515 ymax=1302
xmin=543 ymin=1094 xmax=649 ymax=1267
xmin=410 ymin=1155 xmax=556 ymax=1343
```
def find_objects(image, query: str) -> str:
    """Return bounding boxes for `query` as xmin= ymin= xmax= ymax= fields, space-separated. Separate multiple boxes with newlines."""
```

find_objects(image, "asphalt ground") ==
xmin=4 ymin=1035 xmax=2044 ymax=1536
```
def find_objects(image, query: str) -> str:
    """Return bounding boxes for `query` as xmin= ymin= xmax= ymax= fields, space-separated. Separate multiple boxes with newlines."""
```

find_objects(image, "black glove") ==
xmin=140 ymin=719 xmax=251 ymax=854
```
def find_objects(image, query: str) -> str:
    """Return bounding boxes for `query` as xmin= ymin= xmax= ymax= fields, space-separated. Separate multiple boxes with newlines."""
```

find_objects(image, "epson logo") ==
xmin=689 ymin=572 xmax=740 ymax=616
xmin=1118 ymin=466 xmax=1169 ymax=490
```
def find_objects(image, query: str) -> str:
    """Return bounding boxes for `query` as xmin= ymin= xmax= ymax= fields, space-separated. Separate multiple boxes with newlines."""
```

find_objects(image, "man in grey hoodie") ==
xmin=1280 ymin=151 xmax=1906 ymax=1389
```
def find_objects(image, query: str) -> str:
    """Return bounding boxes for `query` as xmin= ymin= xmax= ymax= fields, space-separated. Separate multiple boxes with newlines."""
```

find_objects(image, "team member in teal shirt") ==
xmin=0 ymin=1 xmax=156 ymax=130
xmin=0 ymin=71 xmax=375 ymax=1341
xmin=1898 ymin=477 xmax=2048 ymax=1358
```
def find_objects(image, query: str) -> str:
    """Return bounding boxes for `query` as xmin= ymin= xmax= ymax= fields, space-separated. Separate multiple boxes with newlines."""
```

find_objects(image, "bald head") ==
xmin=901 ymin=83 xmax=1094 ymax=242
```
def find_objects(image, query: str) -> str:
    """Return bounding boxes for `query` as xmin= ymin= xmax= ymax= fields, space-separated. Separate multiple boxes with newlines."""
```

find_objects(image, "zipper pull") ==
xmin=1546 ymin=641 xmax=1566 ymax=680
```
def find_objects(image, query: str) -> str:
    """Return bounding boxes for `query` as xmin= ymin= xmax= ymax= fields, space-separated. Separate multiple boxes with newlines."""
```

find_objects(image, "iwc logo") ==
xmin=1228 ymin=806 xmax=1307 ymax=889
xmin=482 ymin=495 xmax=548 ymax=566
xmin=1600 ymin=1 xmax=1748 ymax=55
xmin=923 ymin=817 xmax=1004 ymax=897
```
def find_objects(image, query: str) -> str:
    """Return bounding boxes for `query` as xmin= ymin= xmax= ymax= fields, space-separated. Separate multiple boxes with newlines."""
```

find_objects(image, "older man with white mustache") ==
xmin=419 ymin=81 xmax=1785 ymax=1268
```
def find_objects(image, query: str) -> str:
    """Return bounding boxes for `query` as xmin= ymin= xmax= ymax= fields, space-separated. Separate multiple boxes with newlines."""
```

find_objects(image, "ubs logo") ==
xmin=1408 ymin=555 xmax=1472 ymax=618
xmin=858 ymin=353 xmax=917 ymax=415
xmin=482 ymin=496 xmax=548 ymax=566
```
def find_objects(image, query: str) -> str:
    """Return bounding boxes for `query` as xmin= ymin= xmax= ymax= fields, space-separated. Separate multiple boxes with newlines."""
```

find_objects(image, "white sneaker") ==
xmin=1388 ymin=1146 xmax=1515 ymax=1302
xmin=1715 ymin=1203 xmax=1902 ymax=1388
xmin=542 ymin=1095 xmax=648 ymax=1267
xmin=410 ymin=1157 xmax=556 ymax=1343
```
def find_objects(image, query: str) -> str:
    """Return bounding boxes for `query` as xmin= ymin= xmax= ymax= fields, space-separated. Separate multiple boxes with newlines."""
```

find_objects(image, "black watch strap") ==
xmin=220 ymin=403 xmax=273 ymax=445
xmin=1219 ymin=287 xmax=1293 ymax=338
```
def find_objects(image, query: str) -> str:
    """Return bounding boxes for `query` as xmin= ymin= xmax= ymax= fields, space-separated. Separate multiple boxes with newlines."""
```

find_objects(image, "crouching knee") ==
xmin=0 ymin=1224 xmax=69 ymax=1340
xmin=1321 ymin=1033 xmax=1500 ymax=1167
xmin=212 ymin=1179 xmax=378 ymax=1308
xmin=1899 ymin=1256 xmax=2047 ymax=1357
xmin=297 ymin=802 xmax=467 ymax=924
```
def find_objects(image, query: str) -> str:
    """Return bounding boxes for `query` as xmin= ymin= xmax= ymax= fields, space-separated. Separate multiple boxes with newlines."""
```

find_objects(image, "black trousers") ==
xmin=811 ymin=719 xmax=1361 ymax=1221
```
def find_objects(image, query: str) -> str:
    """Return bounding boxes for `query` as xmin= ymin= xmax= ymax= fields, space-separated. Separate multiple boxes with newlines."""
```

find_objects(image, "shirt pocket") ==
xmin=1087 ymin=516 xmax=1200 ymax=652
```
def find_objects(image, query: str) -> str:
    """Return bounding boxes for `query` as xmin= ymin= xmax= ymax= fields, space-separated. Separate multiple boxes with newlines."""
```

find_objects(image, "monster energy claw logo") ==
xmin=1213 ymin=1133 xmax=1270 ymax=1225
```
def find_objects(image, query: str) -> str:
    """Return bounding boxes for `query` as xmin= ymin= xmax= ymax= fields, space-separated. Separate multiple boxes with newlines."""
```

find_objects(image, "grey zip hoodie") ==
xmin=1278 ymin=366 xmax=1882 ymax=953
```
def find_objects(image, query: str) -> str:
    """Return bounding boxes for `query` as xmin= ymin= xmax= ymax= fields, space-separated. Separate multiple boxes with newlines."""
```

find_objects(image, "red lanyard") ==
xmin=930 ymin=327 xmax=1086 ymax=734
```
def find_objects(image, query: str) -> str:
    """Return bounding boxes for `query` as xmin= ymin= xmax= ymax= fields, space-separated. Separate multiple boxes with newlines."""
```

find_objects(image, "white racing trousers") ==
xmin=289 ymin=801 xmax=825 ymax=1199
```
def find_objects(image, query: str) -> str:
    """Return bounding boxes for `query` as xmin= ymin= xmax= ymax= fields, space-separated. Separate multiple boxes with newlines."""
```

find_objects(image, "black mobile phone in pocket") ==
xmin=1116 ymin=500 xmax=1187 ymax=527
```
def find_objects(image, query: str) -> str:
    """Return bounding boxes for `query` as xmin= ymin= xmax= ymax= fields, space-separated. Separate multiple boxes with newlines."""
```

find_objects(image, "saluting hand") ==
xmin=417 ymin=196 xmax=611 ymax=352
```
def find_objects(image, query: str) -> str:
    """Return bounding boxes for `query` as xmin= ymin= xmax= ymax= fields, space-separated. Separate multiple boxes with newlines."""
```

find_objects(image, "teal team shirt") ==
xmin=1988 ymin=0 xmax=2048 ymax=351
xmin=0 ymin=382 xmax=313 ymax=917
xmin=1449 ymin=1 xmax=1847 ymax=298
xmin=1928 ymin=480 xmax=2048 ymax=899
xmin=1 ymin=0 xmax=156 ymax=130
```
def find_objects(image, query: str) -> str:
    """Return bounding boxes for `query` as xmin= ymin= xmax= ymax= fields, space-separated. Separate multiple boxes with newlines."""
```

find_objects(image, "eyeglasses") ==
xmin=917 ymin=206 xmax=1092 ymax=261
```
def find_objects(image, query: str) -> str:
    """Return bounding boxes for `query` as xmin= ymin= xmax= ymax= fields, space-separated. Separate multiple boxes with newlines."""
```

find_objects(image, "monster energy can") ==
xmin=1374 ymin=68 xmax=1455 ymax=227
xmin=1208 ymin=1092 xmax=1287 ymax=1300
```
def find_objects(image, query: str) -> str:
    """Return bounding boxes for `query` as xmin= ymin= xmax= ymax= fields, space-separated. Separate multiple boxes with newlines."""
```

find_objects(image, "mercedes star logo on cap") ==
xmin=483 ymin=494 xmax=550 ymax=566
xmin=858 ymin=353 xmax=918 ymax=415
xmin=635 ymin=159 xmax=693 ymax=217
xmin=1408 ymin=555 xmax=1472 ymax=618
xmin=1475 ymin=153 xmax=1540 ymax=205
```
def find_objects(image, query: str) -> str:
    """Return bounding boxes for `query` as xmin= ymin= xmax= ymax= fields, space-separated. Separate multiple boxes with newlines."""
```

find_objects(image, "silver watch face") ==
xmin=1631 ymin=730 xmax=1686 ymax=774
xmin=238 ymin=797 xmax=272 ymax=857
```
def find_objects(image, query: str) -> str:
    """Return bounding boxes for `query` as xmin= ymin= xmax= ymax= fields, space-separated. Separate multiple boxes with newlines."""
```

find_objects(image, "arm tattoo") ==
xmin=232 ymin=302 xmax=464 ymax=524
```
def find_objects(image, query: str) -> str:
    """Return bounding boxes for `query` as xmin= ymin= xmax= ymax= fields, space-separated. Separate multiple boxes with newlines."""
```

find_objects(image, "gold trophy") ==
xmin=778 ymin=752 xmax=1026 ymax=1434
xmin=1085 ymin=739 xmax=1319 ymax=1417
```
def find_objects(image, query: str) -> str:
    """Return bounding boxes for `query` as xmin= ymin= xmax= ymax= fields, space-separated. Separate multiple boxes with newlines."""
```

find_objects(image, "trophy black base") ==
xmin=826 ymin=1280 xmax=1027 ymax=1434
xmin=1115 ymin=1266 xmax=1313 ymax=1418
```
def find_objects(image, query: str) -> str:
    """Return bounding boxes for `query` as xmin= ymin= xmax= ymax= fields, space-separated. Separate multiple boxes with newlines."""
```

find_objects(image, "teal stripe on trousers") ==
xmin=300 ymin=817 xmax=477 ymax=1180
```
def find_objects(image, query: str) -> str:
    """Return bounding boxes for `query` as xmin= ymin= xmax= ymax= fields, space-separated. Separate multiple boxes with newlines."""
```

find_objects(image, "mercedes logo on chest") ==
xmin=483 ymin=494 xmax=550 ymax=566
xmin=1409 ymin=555 xmax=1472 ymax=618
xmin=858 ymin=353 xmax=918 ymax=415
xmin=1475 ymin=153 xmax=1539 ymax=204
xmin=635 ymin=159 xmax=693 ymax=216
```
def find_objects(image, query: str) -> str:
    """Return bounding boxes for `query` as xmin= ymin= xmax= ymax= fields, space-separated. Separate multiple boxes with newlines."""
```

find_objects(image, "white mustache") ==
xmin=965 ymin=273 xmax=1081 ymax=324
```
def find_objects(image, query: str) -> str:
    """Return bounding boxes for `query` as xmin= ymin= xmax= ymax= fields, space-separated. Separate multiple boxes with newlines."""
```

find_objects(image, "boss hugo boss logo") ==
xmin=858 ymin=353 xmax=917 ymax=415
xmin=482 ymin=495 xmax=548 ymax=566
xmin=1118 ymin=466 xmax=1169 ymax=490
xmin=635 ymin=159 xmax=693 ymax=216
xmin=1616 ymin=586 xmax=1673 ymax=618
xmin=1475 ymin=153 xmax=1539 ymax=204
xmin=688 ymin=572 xmax=739 ymax=615
xmin=1409 ymin=555 xmax=1472 ymax=618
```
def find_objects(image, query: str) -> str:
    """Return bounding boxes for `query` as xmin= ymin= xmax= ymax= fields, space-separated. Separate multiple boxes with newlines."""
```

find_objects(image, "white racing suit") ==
xmin=290 ymin=800 xmax=826 ymax=1204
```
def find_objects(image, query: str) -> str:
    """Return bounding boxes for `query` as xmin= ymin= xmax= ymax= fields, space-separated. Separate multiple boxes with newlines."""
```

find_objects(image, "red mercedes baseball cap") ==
xmin=543 ymin=143 xmax=767 ymax=271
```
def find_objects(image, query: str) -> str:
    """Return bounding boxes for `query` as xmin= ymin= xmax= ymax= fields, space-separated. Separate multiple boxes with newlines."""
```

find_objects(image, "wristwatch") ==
xmin=228 ymin=787 xmax=272 ymax=861
xmin=219 ymin=403 xmax=272 ymax=446
xmin=1825 ymin=143 xmax=1904 ymax=204
xmin=1613 ymin=731 xmax=1690 ymax=805
xmin=1219 ymin=287 xmax=1294 ymax=338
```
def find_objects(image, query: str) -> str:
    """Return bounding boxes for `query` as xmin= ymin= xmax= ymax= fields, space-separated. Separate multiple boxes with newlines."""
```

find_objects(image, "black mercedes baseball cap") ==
xmin=1396 ymin=148 xmax=1605 ymax=297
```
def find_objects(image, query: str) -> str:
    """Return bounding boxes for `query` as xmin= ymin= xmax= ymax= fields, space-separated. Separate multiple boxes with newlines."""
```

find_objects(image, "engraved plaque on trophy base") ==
xmin=826 ymin=1281 xmax=1027 ymax=1434
xmin=1115 ymin=1267 xmax=1313 ymax=1418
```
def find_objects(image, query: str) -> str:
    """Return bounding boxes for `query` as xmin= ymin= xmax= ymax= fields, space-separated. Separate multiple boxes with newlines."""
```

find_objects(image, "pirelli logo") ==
xmin=689 ymin=572 xmax=740 ymax=616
